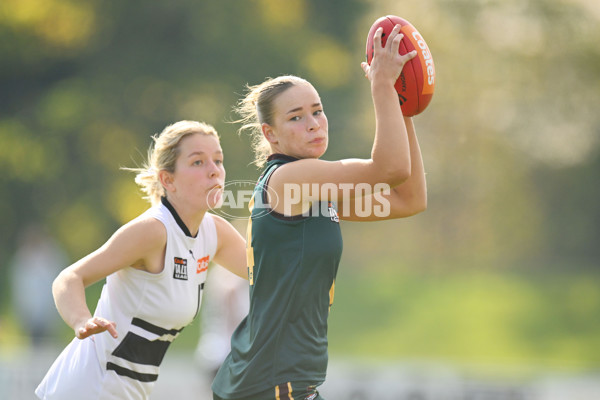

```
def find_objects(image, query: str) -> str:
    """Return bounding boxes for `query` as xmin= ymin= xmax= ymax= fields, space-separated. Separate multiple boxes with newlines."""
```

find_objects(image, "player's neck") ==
xmin=161 ymin=196 xmax=206 ymax=238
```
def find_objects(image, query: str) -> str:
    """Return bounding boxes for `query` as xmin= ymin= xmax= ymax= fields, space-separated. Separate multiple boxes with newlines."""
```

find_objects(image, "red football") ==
xmin=366 ymin=15 xmax=435 ymax=116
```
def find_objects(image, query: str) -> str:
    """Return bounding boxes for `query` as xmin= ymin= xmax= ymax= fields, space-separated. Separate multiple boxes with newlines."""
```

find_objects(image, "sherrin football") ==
xmin=366 ymin=15 xmax=435 ymax=116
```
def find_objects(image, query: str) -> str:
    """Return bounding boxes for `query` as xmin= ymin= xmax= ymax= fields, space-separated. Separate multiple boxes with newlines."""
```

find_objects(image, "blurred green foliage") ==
xmin=1 ymin=0 xmax=599 ymax=369
xmin=329 ymin=265 xmax=600 ymax=370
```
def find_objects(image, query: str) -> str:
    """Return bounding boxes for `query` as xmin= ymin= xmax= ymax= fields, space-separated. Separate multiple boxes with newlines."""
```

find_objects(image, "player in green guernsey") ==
xmin=213 ymin=24 xmax=428 ymax=400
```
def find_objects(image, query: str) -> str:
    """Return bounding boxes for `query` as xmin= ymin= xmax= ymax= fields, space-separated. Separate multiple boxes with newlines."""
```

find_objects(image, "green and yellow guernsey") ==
xmin=212 ymin=154 xmax=343 ymax=399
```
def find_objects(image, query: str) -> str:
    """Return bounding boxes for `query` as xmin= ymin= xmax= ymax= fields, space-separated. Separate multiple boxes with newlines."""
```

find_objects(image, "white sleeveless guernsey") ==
xmin=36 ymin=200 xmax=217 ymax=400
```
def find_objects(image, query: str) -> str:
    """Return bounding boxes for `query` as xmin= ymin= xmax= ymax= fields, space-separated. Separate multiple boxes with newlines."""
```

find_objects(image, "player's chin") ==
xmin=307 ymin=141 xmax=328 ymax=157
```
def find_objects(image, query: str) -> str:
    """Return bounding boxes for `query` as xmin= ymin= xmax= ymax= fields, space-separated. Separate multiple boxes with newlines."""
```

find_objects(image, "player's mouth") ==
xmin=208 ymin=184 xmax=223 ymax=193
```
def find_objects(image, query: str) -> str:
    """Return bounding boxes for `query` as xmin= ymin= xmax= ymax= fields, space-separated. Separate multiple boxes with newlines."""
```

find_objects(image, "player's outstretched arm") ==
xmin=339 ymin=116 xmax=427 ymax=221
xmin=52 ymin=217 xmax=166 ymax=339
xmin=268 ymin=26 xmax=418 ymax=217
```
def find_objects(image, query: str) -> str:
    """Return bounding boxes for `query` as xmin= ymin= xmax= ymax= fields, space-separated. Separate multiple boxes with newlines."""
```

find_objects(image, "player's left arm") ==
xmin=339 ymin=116 xmax=427 ymax=221
xmin=211 ymin=214 xmax=249 ymax=280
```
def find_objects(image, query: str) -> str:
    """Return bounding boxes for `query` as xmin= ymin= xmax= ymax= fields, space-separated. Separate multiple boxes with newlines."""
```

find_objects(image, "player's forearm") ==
xmin=370 ymin=81 xmax=411 ymax=185
xmin=405 ymin=116 xmax=426 ymax=187
xmin=390 ymin=117 xmax=427 ymax=214
xmin=52 ymin=269 xmax=93 ymax=331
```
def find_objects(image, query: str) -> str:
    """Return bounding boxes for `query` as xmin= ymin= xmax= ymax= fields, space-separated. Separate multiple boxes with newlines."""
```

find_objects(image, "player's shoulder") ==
xmin=115 ymin=213 xmax=167 ymax=248
xmin=269 ymin=157 xmax=334 ymax=186
xmin=209 ymin=213 xmax=232 ymax=233
xmin=210 ymin=213 xmax=242 ymax=243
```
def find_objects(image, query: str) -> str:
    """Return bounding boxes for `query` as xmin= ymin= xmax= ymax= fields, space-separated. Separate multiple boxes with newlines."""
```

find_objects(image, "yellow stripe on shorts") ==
xmin=275 ymin=382 xmax=293 ymax=400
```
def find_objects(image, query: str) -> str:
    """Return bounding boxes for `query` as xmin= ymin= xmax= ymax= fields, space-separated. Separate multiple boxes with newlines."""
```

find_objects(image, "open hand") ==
xmin=361 ymin=25 xmax=417 ymax=85
xmin=75 ymin=316 xmax=118 ymax=339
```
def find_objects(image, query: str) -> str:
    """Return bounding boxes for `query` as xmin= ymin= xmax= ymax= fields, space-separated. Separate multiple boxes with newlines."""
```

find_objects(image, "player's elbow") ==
xmin=52 ymin=268 xmax=79 ymax=298
xmin=411 ymin=197 xmax=427 ymax=215
xmin=52 ymin=269 xmax=68 ymax=298
xmin=391 ymin=190 xmax=427 ymax=218
xmin=384 ymin=163 xmax=411 ymax=187
xmin=411 ymin=188 xmax=428 ymax=215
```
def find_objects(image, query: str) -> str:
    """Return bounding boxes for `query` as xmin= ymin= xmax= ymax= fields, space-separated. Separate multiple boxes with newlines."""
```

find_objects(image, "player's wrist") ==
xmin=370 ymin=79 xmax=398 ymax=99
xmin=72 ymin=315 xmax=91 ymax=332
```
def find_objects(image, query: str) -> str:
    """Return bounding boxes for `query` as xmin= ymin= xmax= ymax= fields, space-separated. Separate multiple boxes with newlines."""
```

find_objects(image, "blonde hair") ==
xmin=127 ymin=120 xmax=219 ymax=206
xmin=234 ymin=75 xmax=310 ymax=168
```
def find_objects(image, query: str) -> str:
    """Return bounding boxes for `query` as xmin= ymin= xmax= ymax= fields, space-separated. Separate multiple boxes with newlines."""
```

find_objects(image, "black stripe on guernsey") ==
xmin=193 ymin=283 xmax=205 ymax=320
xmin=112 ymin=332 xmax=172 ymax=366
xmin=131 ymin=317 xmax=184 ymax=337
xmin=106 ymin=362 xmax=158 ymax=382
xmin=161 ymin=196 xmax=195 ymax=238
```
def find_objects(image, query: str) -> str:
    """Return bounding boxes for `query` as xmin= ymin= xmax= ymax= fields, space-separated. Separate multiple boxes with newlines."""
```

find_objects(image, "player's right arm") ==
xmin=268 ymin=26 xmax=418 ymax=216
xmin=339 ymin=116 xmax=427 ymax=221
xmin=52 ymin=217 xmax=166 ymax=339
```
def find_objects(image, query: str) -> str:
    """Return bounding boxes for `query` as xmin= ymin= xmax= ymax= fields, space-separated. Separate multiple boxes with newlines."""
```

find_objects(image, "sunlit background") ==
xmin=1 ymin=0 xmax=599 ymax=399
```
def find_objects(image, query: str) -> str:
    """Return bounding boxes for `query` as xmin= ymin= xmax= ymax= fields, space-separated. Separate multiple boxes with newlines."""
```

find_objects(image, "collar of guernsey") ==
xmin=212 ymin=153 xmax=344 ymax=398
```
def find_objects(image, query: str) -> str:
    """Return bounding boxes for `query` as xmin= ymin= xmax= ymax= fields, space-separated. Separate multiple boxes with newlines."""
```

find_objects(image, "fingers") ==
xmin=400 ymin=50 xmax=418 ymax=64
xmin=368 ymin=24 xmax=418 ymax=83
xmin=374 ymin=24 xmax=402 ymax=54
xmin=361 ymin=62 xmax=370 ymax=77
xmin=387 ymin=24 xmax=403 ymax=54
xmin=385 ymin=25 xmax=404 ymax=54
xmin=373 ymin=27 xmax=384 ymax=51
xmin=94 ymin=317 xmax=118 ymax=338
xmin=105 ymin=321 xmax=119 ymax=338
xmin=76 ymin=326 xmax=88 ymax=339
xmin=76 ymin=317 xmax=118 ymax=339
xmin=373 ymin=24 xmax=412 ymax=58
xmin=76 ymin=319 xmax=97 ymax=339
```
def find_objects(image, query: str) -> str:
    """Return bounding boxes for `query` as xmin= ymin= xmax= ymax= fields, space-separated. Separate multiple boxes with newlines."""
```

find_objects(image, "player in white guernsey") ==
xmin=36 ymin=121 xmax=247 ymax=400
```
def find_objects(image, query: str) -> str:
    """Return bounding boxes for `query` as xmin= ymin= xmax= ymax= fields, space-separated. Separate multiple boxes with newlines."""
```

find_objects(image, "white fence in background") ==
xmin=1 ymin=346 xmax=599 ymax=400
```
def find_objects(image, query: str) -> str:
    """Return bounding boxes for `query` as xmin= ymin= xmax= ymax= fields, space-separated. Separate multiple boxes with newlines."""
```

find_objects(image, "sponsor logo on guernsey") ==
xmin=328 ymin=201 xmax=339 ymax=223
xmin=173 ymin=257 xmax=188 ymax=280
xmin=197 ymin=255 xmax=209 ymax=274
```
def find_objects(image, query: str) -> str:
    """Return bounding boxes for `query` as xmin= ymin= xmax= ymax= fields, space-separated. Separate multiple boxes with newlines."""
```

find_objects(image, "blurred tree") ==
xmin=0 ymin=0 xmax=367 ymax=310
xmin=0 ymin=0 xmax=599 ymax=367
xmin=344 ymin=0 xmax=600 ymax=270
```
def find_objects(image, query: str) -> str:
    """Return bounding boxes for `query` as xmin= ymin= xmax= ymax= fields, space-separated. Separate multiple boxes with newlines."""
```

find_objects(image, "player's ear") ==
xmin=262 ymin=123 xmax=278 ymax=144
xmin=158 ymin=170 xmax=175 ymax=192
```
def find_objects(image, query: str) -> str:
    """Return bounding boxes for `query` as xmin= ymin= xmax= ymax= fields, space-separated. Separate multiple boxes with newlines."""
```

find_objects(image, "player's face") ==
xmin=172 ymin=134 xmax=225 ymax=210
xmin=265 ymin=82 xmax=329 ymax=159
